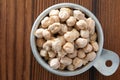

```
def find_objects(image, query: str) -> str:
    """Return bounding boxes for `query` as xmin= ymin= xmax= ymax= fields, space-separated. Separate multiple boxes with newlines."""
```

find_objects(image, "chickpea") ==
xmin=50 ymin=16 xmax=60 ymax=22
xmin=40 ymin=49 xmax=47 ymax=57
xmin=49 ymin=9 xmax=59 ymax=16
xmin=52 ymin=39 xmax=62 ymax=52
xmin=85 ymin=51 xmax=96 ymax=61
xmin=73 ymin=57 xmax=83 ymax=68
xmin=59 ymin=10 xmax=70 ymax=22
xmin=52 ymin=37 xmax=65 ymax=53
xmin=73 ymin=10 xmax=85 ymax=20
xmin=86 ymin=18 xmax=95 ymax=35
xmin=60 ymin=57 xmax=72 ymax=65
xmin=42 ymin=29 xmax=51 ymax=40
xmin=64 ymin=29 xmax=79 ymax=42
xmin=78 ymin=49 xmax=86 ymax=58
xmin=60 ymin=7 xmax=73 ymax=16
xmin=58 ymin=49 xmax=67 ymax=58
xmin=41 ymin=17 xmax=54 ymax=28
xmin=34 ymin=28 xmax=44 ymax=38
xmin=67 ymin=64 xmax=75 ymax=71
xmin=48 ymin=22 xmax=61 ymax=34
xmin=57 ymin=36 xmax=66 ymax=45
xmin=59 ymin=63 xmax=66 ymax=70
xmin=82 ymin=59 xmax=89 ymax=65
xmin=75 ymin=20 xmax=87 ymax=30
xmin=91 ymin=41 xmax=99 ymax=51
xmin=67 ymin=49 xmax=77 ymax=58
xmin=83 ymin=44 xmax=93 ymax=53
xmin=66 ymin=16 xmax=76 ymax=27
xmin=48 ymin=51 xmax=56 ymax=58
xmin=80 ymin=30 xmax=89 ymax=38
xmin=58 ymin=24 xmax=68 ymax=35
xmin=36 ymin=38 xmax=45 ymax=48
xmin=43 ymin=40 xmax=52 ymax=51
xmin=90 ymin=32 xmax=97 ymax=41
xmin=63 ymin=42 xmax=74 ymax=53
xmin=75 ymin=38 xmax=88 ymax=48
xmin=49 ymin=58 xmax=60 ymax=69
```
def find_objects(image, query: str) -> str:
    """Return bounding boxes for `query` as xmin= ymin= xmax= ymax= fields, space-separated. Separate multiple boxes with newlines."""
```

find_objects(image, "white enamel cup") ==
xmin=30 ymin=3 xmax=120 ymax=76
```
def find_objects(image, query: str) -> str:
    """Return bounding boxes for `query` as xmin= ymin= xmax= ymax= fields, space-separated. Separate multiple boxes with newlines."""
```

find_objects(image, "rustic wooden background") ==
xmin=0 ymin=0 xmax=120 ymax=80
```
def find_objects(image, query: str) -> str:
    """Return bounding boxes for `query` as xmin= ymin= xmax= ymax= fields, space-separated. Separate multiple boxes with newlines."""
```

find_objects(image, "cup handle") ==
xmin=93 ymin=49 xmax=120 ymax=76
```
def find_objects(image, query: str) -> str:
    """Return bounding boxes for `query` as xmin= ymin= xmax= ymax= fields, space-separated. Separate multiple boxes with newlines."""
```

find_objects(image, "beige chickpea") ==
xmin=67 ymin=49 xmax=77 ymax=58
xmin=58 ymin=49 xmax=67 ymax=58
xmin=86 ymin=38 xmax=90 ymax=43
xmin=49 ymin=9 xmax=59 ymax=16
xmin=63 ymin=42 xmax=74 ymax=53
xmin=58 ymin=24 xmax=68 ymax=35
xmin=48 ymin=51 xmax=56 ymax=58
xmin=36 ymin=38 xmax=45 ymax=48
xmin=90 ymin=32 xmax=97 ymax=41
xmin=73 ymin=10 xmax=85 ymax=20
xmin=83 ymin=44 xmax=93 ymax=53
xmin=82 ymin=59 xmax=89 ymax=65
xmin=85 ymin=51 xmax=96 ymax=61
xmin=75 ymin=38 xmax=88 ymax=48
xmin=52 ymin=39 xmax=62 ymax=52
xmin=60 ymin=57 xmax=72 ymax=65
xmin=67 ymin=64 xmax=75 ymax=71
xmin=42 ymin=29 xmax=51 ymax=40
xmin=91 ymin=41 xmax=99 ymax=51
xmin=59 ymin=9 xmax=70 ymax=22
xmin=60 ymin=7 xmax=73 ymax=16
xmin=57 ymin=36 xmax=66 ymax=45
xmin=64 ymin=29 xmax=79 ymax=42
xmin=49 ymin=58 xmax=60 ymax=69
xmin=34 ymin=28 xmax=44 ymax=38
xmin=80 ymin=30 xmax=89 ymax=38
xmin=73 ymin=57 xmax=83 ymax=68
xmin=52 ymin=37 xmax=65 ymax=53
xmin=48 ymin=22 xmax=61 ymax=34
xmin=41 ymin=17 xmax=54 ymax=28
xmin=50 ymin=16 xmax=60 ymax=22
xmin=43 ymin=40 xmax=52 ymax=51
xmin=40 ymin=49 xmax=47 ymax=57
xmin=77 ymin=49 xmax=86 ymax=58
xmin=66 ymin=16 xmax=76 ymax=27
xmin=59 ymin=63 xmax=66 ymax=70
xmin=75 ymin=20 xmax=87 ymax=30
xmin=86 ymin=18 xmax=95 ymax=35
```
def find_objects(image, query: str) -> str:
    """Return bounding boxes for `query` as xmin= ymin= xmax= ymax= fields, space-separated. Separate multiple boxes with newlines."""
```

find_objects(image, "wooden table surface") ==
xmin=0 ymin=0 xmax=120 ymax=80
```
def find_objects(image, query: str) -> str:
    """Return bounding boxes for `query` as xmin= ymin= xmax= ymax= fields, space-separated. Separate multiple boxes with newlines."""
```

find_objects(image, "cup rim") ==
xmin=30 ymin=3 xmax=104 ymax=76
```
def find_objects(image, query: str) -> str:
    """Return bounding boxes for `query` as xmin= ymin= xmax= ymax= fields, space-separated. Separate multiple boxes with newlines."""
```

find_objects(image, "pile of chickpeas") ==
xmin=34 ymin=7 xmax=99 ymax=71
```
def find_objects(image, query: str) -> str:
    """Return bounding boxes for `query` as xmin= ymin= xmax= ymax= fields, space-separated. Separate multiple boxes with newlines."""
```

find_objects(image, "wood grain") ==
xmin=0 ymin=0 xmax=32 ymax=80
xmin=0 ymin=0 xmax=120 ymax=80
xmin=94 ymin=0 xmax=120 ymax=80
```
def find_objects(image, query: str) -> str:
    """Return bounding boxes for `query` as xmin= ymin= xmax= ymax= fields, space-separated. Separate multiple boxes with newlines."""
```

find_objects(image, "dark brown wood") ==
xmin=0 ymin=0 xmax=32 ymax=80
xmin=0 ymin=0 xmax=120 ymax=80
xmin=94 ymin=0 xmax=120 ymax=80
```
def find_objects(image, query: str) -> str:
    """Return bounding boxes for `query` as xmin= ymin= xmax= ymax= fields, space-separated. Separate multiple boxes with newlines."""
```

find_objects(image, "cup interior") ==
xmin=30 ymin=3 xmax=104 ymax=76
